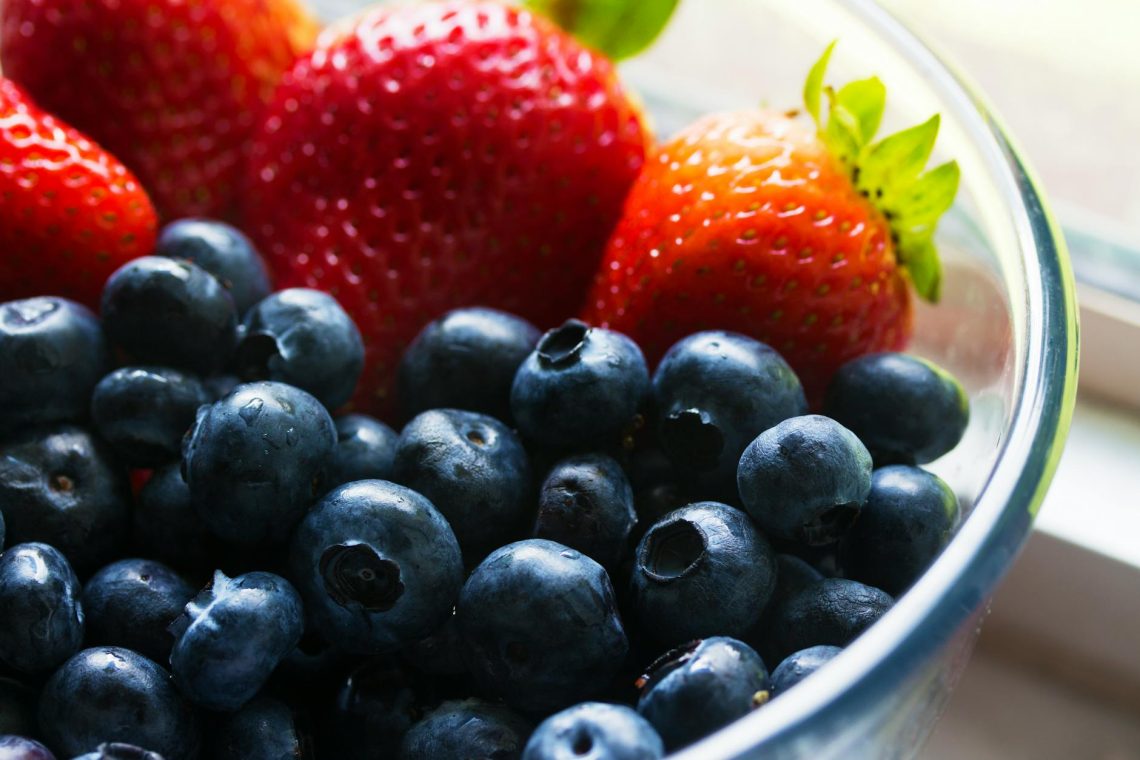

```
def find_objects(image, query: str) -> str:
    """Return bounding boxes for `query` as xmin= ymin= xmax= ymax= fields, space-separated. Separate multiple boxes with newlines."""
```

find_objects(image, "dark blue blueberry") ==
xmin=182 ymin=381 xmax=336 ymax=545
xmin=397 ymin=699 xmax=531 ymax=760
xmin=235 ymin=289 xmax=363 ymax=409
xmin=0 ymin=510 xmax=5 ymax=551
xmin=212 ymin=696 xmax=301 ymax=760
xmin=0 ymin=297 xmax=108 ymax=439
xmin=824 ymin=352 xmax=969 ymax=465
xmin=398 ymin=307 xmax=541 ymax=423
xmin=840 ymin=465 xmax=961 ymax=596
xmin=533 ymin=454 xmax=635 ymax=571
xmin=70 ymin=744 xmax=166 ymax=760
xmin=457 ymin=539 xmax=628 ymax=714
xmin=81 ymin=559 xmax=195 ymax=665
xmin=769 ymin=645 xmax=842 ymax=697
xmin=38 ymin=647 xmax=200 ymax=760
xmin=0 ymin=426 xmax=129 ymax=574
xmin=393 ymin=409 xmax=530 ymax=558
xmin=0 ymin=678 xmax=39 ymax=736
xmin=289 ymin=480 xmax=463 ymax=655
xmin=329 ymin=414 xmax=398 ymax=487
xmin=100 ymin=257 xmax=238 ymax=375
xmin=651 ymin=331 xmax=806 ymax=500
xmin=523 ymin=702 xmax=663 ymax=760
xmin=737 ymin=415 xmax=872 ymax=546
xmin=156 ymin=219 xmax=272 ymax=315
xmin=169 ymin=570 xmax=303 ymax=712
xmin=132 ymin=465 xmax=216 ymax=577
xmin=322 ymin=658 xmax=424 ymax=760
xmin=635 ymin=637 xmax=768 ymax=751
xmin=766 ymin=579 xmax=894 ymax=665
xmin=0 ymin=736 xmax=56 ymax=760
xmin=510 ymin=320 xmax=649 ymax=449
xmin=90 ymin=368 xmax=210 ymax=467
xmin=0 ymin=544 xmax=84 ymax=674
xmin=752 ymin=554 xmax=825 ymax=667
xmin=628 ymin=502 xmax=775 ymax=648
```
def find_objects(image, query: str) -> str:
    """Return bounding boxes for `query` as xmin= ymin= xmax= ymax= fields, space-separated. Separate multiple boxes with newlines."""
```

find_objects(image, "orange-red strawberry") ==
xmin=0 ymin=0 xmax=319 ymax=221
xmin=0 ymin=78 xmax=158 ymax=308
xmin=243 ymin=2 xmax=649 ymax=419
xmin=582 ymin=43 xmax=958 ymax=400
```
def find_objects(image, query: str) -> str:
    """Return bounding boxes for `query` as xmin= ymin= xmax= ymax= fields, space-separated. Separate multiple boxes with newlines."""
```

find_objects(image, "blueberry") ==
xmin=840 ymin=465 xmax=961 ymax=596
xmin=394 ymin=409 xmax=530 ymax=558
xmin=769 ymin=645 xmax=842 ymax=697
xmin=651 ymin=331 xmax=806 ymax=500
xmin=322 ymin=658 xmax=424 ymax=759
xmin=0 ymin=427 xmax=128 ymax=574
xmin=101 ymin=257 xmax=238 ymax=375
xmin=0 ymin=510 xmax=5 ymax=551
xmin=235 ymin=289 xmax=363 ymax=409
xmin=752 ymin=554 xmax=825 ymax=666
xmin=169 ymin=570 xmax=303 ymax=712
xmin=628 ymin=502 xmax=776 ymax=648
xmin=212 ymin=696 xmax=302 ymax=760
xmin=289 ymin=480 xmax=463 ymax=655
xmin=38 ymin=647 xmax=200 ymax=760
xmin=0 ymin=736 xmax=56 ymax=760
xmin=523 ymin=702 xmax=663 ymax=760
xmin=81 ymin=559 xmax=195 ymax=665
xmin=457 ymin=539 xmax=628 ymax=714
xmin=823 ymin=353 xmax=969 ymax=465
xmin=397 ymin=699 xmax=531 ymax=760
xmin=70 ymin=744 xmax=166 ymax=760
xmin=0 ymin=544 xmax=84 ymax=674
xmin=0 ymin=297 xmax=108 ymax=438
xmin=635 ymin=637 xmax=768 ymax=751
xmin=329 ymin=414 xmax=398 ymax=486
xmin=182 ymin=381 xmax=336 ymax=545
xmin=510 ymin=320 xmax=649 ymax=449
xmin=156 ymin=219 xmax=272 ymax=315
xmin=90 ymin=368 xmax=210 ymax=467
xmin=766 ymin=579 xmax=894 ymax=664
xmin=131 ymin=465 xmax=216 ymax=577
xmin=398 ymin=307 xmax=541 ymax=422
xmin=736 ymin=415 xmax=872 ymax=546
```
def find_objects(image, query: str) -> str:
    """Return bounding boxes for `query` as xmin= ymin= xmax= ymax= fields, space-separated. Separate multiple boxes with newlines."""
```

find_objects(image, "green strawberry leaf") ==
xmin=892 ymin=160 xmax=961 ymax=234
xmin=857 ymin=114 xmax=940 ymax=202
xmin=524 ymin=0 xmax=679 ymax=61
xmin=834 ymin=76 xmax=886 ymax=147
xmin=824 ymin=90 xmax=863 ymax=169
xmin=898 ymin=235 xmax=942 ymax=302
xmin=804 ymin=40 xmax=837 ymax=128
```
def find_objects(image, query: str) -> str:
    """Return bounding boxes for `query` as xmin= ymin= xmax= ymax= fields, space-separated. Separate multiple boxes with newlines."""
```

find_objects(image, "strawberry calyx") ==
xmin=804 ymin=41 xmax=959 ymax=303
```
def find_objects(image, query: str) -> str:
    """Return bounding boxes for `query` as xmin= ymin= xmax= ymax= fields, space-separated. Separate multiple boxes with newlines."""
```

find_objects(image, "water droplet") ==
xmin=285 ymin=427 xmax=297 ymax=446
xmin=239 ymin=398 xmax=264 ymax=426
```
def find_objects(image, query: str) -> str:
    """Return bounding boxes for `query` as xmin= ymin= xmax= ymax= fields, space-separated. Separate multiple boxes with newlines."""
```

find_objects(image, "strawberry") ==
xmin=0 ymin=0 xmax=319 ymax=221
xmin=243 ymin=2 xmax=649 ymax=419
xmin=582 ymin=43 xmax=959 ymax=400
xmin=0 ymin=78 xmax=158 ymax=308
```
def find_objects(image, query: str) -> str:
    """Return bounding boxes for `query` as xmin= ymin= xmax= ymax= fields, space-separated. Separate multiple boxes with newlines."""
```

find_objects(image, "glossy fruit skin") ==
xmin=329 ymin=414 xmax=399 ymax=487
xmin=533 ymin=453 xmax=636 ymax=571
xmin=38 ymin=647 xmax=200 ymax=760
xmin=737 ymin=415 xmax=873 ymax=546
xmin=71 ymin=744 xmax=164 ymax=760
xmin=212 ymin=696 xmax=300 ymax=760
xmin=583 ymin=110 xmax=912 ymax=401
xmin=169 ymin=570 xmax=303 ymax=712
xmin=182 ymin=381 xmax=336 ymax=545
xmin=769 ymin=645 xmax=842 ymax=697
xmin=823 ymin=352 xmax=969 ymax=465
xmin=0 ymin=79 xmax=157 ymax=309
xmin=0 ymin=543 xmax=84 ymax=674
xmin=636 ymin=637 xmax=768 ymax=751
xmin=840 ymin=465 xmax=960 ymax=596
xmin=0 ymin=426 xmax=129 ymax=574
xmin=0 ymin=735 xmax=56 ymax=760
xmin=766 ymin=578 xmax=894 ymax=665
xmin=244 ymin=2 xmax=648 ymax=418
xmin=289 ymin=480 xmax=463 ymax=655
xmin=100 ymin=257 xmax=238 ymax=376
xmin=629 ymin=502 xmax=776 ymax=648
xmin=397 ymin=698 xmax=531 ymax=760
xmin=132 ymin=464 xmax=216 ymax=576
xmin=81 ymin=559 xmax=195 ymax=666
xmin=523 ymin=701 xmax=664 ymax=760
xmin=394 ymin=409 xmax=530 ymax=558
xmin=0 ymin=298 xmax=108 ymax=439
xmin=90 ymin=368 xmax=210 ymax=468
xmin=156 ymin=220 xmax=272 ymax=315
xmin=511 ymin=321 xmax=649 ymax=449
xmin=0 ymin=0 xmax=318 ymax=220
xmin=235 ymin=288 xmax=364 ymax=410
xmin=398 ymin=307 xmax=541 ymax=423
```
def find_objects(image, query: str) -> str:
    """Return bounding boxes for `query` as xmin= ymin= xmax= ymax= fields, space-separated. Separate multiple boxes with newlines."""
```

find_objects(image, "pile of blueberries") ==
xmin=0 ymin=220 xmax=969 ymax=760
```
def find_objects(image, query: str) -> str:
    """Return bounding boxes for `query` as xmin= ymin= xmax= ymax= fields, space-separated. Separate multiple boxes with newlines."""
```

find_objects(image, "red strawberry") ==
xmin=243 ymin=2 xmax=649 ymax=419
xmin=0 ymin=77 xmax=158 ymax=308
xmin=582 ymin=43 xmax=959 ymax=400
xmin=0 ymin=0 xmax=319 ymax=221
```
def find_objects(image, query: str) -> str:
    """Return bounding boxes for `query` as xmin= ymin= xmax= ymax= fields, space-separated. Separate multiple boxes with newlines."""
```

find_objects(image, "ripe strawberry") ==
xmin=0 ymin=78 xmax=158 ymax=308
xmin=0 ymin=0 xmax=319 ymax=221
xmin=243 ymin=2 xmax=649 ymax=418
